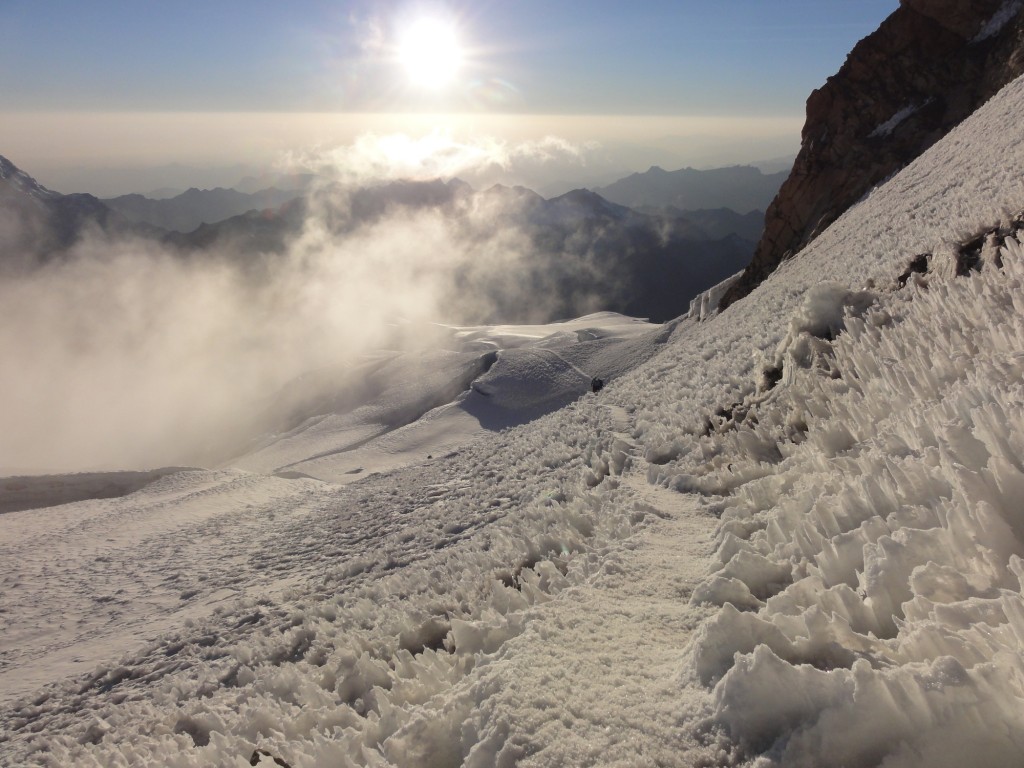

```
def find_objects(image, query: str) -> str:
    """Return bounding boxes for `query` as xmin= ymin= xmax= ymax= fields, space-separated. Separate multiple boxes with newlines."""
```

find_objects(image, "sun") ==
xmin=397 ymin=17 xmax=464 ymax=90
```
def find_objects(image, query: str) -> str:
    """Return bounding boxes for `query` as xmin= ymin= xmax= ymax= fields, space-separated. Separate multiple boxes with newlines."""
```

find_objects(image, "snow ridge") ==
xmin=0 ymin=155 xmax=60 ymax=201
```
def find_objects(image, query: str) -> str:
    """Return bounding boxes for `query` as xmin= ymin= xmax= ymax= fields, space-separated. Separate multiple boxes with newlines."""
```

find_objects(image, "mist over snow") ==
xmin=0 ymin=219 xmax=467 ymax=472
xmin=0 ymin=135 xmax=608 ymax=472
xmin=0 ymin=209 xmax=475 ymax=471
xmin=0 ymin=130 xmax=757 ymax=473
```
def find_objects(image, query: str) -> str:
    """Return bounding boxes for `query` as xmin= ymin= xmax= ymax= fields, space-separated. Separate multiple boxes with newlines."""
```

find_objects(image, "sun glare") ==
xmin=397 ymin=17 xmax=464 ymax=90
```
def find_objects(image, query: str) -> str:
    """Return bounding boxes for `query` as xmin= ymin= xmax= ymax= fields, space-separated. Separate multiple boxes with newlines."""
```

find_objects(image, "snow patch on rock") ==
xmin=973 ymin=0 xmax=1023 ymax=42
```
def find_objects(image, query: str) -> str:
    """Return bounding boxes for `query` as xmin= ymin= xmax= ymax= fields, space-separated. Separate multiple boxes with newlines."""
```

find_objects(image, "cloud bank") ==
xmin=0 ymin=132 xmax=613 ymax=473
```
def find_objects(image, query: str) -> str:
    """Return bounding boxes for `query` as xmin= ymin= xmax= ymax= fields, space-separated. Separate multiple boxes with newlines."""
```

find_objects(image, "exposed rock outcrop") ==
xmin=721 ymin=0 xmax=1024 ymax=309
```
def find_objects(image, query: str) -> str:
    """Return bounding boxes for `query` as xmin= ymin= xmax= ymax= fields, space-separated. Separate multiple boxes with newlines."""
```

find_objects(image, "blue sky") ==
xmin=1 ymin=0 xmax=899 ymax=115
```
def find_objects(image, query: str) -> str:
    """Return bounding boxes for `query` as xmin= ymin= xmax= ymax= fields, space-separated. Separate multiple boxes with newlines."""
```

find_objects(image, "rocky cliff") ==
xmin=720 ymin=0 xmax=1024 ymax=309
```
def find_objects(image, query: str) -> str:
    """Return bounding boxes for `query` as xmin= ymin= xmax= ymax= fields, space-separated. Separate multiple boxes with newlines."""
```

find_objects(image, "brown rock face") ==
xmin=720 ymin=0 xmax=1024 ymax=310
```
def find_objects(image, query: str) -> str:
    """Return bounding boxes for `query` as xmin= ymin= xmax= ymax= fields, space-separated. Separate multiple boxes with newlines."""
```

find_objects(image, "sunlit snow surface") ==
xmin=6 ymin=71 xmax=1024 ymax=766
xmin=231 ymin=313 xmax=660 ymax=483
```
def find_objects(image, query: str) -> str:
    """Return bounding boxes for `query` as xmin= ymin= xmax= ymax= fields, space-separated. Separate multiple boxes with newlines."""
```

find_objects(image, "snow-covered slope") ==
xmin=4 ymin=73 xmax=1024 ymax=768
xmin=623 ymin=71 xmax=1024 ymax=766
xmin=230 ymin=313 xmax=660 ymax=483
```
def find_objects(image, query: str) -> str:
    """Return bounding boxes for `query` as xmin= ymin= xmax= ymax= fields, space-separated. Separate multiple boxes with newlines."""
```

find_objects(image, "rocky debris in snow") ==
xmin=250 ymin=748 xmax=293 ymax=767
xmin=897 ymin=252 xmax=930 ymax=286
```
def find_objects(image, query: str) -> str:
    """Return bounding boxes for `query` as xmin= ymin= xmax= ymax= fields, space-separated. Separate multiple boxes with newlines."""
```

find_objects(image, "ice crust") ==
xmin=5 ymin=70 xmax=1024 ymax=768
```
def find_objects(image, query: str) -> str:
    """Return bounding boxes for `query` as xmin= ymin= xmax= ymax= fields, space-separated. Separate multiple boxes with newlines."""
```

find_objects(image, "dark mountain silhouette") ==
xmin=0 ymin=155 xmax=154 ymax=272
xmin=593 ymin=165 xmax=787 ymax=214
xmin=161 ymin=197 xmax=307 ymax=256
xmin=166 ymin=178 xmax=755 ymax=322
xmin=634 ymin=207 xmax=766 ymax=242
xmin=1 ymin=155 xmax=756 ymax=323
xmin=103 ymin=186 xmax=300 ymax=232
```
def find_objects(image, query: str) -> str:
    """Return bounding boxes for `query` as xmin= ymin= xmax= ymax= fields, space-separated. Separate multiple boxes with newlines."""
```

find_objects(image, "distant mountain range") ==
xmin=592 ymin=164 xmax=787 ymax=213
xmin=633 ymin=207 xmax=766 ymax=242
xmin=101 ymin=163 xmax=779 ymax=239
xmin=103 ymin=187 xmax=300 ymax=232
xmin=160 ymin=178 xmax=757 ymax=322
xmin=233 ymin=171 xmax=317 ymax=195
xmin=0 ymin=155 xmax=766 ymax=322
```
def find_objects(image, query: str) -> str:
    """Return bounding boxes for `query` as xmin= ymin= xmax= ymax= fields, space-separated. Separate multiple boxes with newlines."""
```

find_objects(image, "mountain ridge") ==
xmin=0 ymin=154 xmax=148 ymax=270
xmin=592 ymin=164 xmax=787 ymax=214
xmin=0 ymin=155 xmax=757 ymax=323
xmin=722 ymin=0 xmax=1024 ymax=308
xmin=102 ymin=186 xmax=300 ymax=232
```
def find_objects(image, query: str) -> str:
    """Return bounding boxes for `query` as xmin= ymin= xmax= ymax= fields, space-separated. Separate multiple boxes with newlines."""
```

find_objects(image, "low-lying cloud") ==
xmin=285 ymin=130 xmax=588 ymax=186
xmin=0 ymin=132 xmax=615 ymax=473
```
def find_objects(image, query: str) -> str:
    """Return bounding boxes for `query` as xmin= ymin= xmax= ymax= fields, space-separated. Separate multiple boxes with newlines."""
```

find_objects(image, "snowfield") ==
xmin=5 ymin=72 xmax=1024 ymax=767
xmin=231 ymin=313 xmax=661 ymax=484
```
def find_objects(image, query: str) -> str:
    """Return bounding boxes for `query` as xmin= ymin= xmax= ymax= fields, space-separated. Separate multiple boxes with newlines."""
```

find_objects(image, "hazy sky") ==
xmin=0 ymin=0 xmax=900 ymax=192
xmin=1 ymin=0 xmax=904 ymax=469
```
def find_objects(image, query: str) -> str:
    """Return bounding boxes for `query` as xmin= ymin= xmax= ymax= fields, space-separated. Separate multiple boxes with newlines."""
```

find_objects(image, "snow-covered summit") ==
xmin=0 ymin=154 xmax=59 ymax=201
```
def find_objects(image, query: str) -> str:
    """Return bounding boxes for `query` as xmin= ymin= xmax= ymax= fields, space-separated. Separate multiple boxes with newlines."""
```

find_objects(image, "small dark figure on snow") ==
xmin=591 ymin=377 xmax=604 ymax=393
